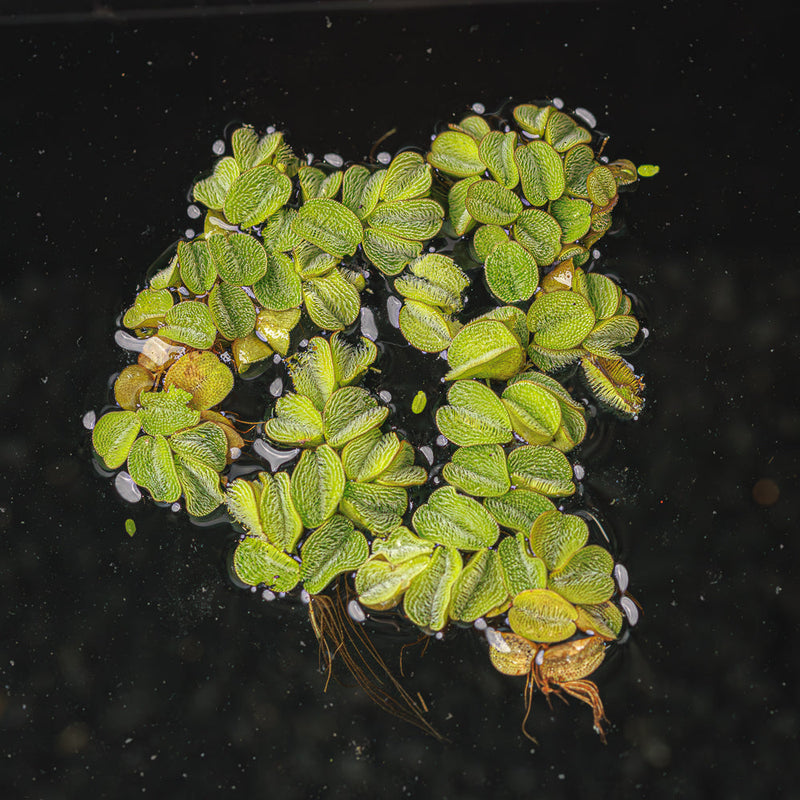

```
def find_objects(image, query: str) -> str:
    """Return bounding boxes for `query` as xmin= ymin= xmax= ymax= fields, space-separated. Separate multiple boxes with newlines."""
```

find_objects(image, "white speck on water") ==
xmin=379 ymin=390 xmax=392 ymax=403
xmin=776 ymin=586 xmax=782 ymax=595
xmin=614 ymin=563 xmax=630 ymax=593
xmin=299 ymin=339 xmax=309 ymax=348
xmin=535 ymin=649 xmax=545 ymax=666
xmin=434 ymin=631 xmax=444 ymax=640
xmin=82 ymin=410 xmax=96 ymax=430
xmin=592 ymin=248 xmax=601 ymax=259
xmin=360 ymin=307 xmax=378 ymax=341
xmin=419 ymin=446 xmax=434 ymax=465
xmin=114 ymin=472 xmax=142 ymax=503
xmin=377 ymin=151 xmax=391 ymax=165
xmin=300 ymin=589 xmax=311 ymax=605
xmin=253 ymin=439 xmax=299 ymax=471
xmin=484 ymin=627 xmax=508 ymax=652
xmin=573 ymin=464 xmax=585 ymax=480
xmin=324 ymin=153 xmax=344 ymax=167
xmin=386 ymin=296 xmax=402 ymax=328
xmin=261 ymin=589 xmax=276 ymax=602
xmin=574 ymin=107 xmax=597 ymax=128
xmin=269 ymin=377 xmax=283 ymax=397
xmin=211 ymin=139 xmax=225 ymax=155
xmin=471 ymin=102 xmax=485 ymax=114
xmin=435 ymin=434 xmax=448 ymax=448
xmin=347 ymin=600 xmax=366 ymax=623
xmin=229 ymin=447 xmax=241 ymax=461
xmin=184 ymin=228 xmax=195 ymax=239
xmin=642 ymin=327 xmax=650 ymax=339
xmin=552 ymin=97 xmax=564 ymax=109
xmin=306 ymin=153 xmax=315 ymax=165
xmin=171 ymin=503 xmax=181 ymax=512
xmin=266 ymin=126 xmax=276 ymax=134
xmin=473 ymin=618 xmax=487 ymax=631
xmin=187 ymin=204 xmax=202 ymax=219
xmin=621 ymin=596 xmax=639 ymax=626
xmin=273 ymin=353 xmax=281 ymax=363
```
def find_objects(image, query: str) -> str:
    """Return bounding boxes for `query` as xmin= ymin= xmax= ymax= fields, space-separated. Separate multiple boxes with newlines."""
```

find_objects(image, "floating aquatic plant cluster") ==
xmin=91 ymin=103 xmax=651 ymax=740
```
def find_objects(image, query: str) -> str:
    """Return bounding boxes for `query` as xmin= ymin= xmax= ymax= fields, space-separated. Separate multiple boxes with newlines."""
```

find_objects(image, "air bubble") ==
xmin=262 ymin=589 xmax=276 ymax=601
xmin=376 ymin=151 xmax=391 ymax=165
xmin=114 ymin=472 xmax=142 ymax=503
xmin=324 ymin=153 xmax=344 ymax=168
xmin=269 ymin=377 xmax=284 ymax=397
xmin=574 ymin=107 xmax=597 ymax=128
xmin=300 ymin=589 xmax=311 ymax=605
xmin=187 ymin=204 xmax=202 ymax=219
xmin=573 ymin=464 xmax=585 ymax=481
xmin=185 ymin=229 xmax=195 ymax=239
xmin=614 ymin=563 xmax=630 ymax=593
xmin=211 ymin=139 xmax=225 ymax=155
xmin=435 ymin=434 xmax=448 ymax=447
xmin=552 ymin=97 xmax=564 ymax=109
xmin=485 ymin=627 xmax=509 ymax=652
xmin=82 ymin=410 xmax=96 ymax=430
xmin=473 ymin=618 xmax=487 ymax=631
xmin=379 ymin=390 xmax=392 ymax=403
xmin=386 ymin=296 xmax=402 ymax=328
xmin=419 ymin=446 xmax=434 ymax=465
xmin=347 ymin=600 xmax=366 ymax=623
xmin=360 ymin=307 xmax=378 ymax=341
xmin=620 ymin=596 xmax=639 ymax=626
xmin=229 ymin=447 xmax=241 ymax=461
xmin=471 ymin=102 xmax=486 ymax=114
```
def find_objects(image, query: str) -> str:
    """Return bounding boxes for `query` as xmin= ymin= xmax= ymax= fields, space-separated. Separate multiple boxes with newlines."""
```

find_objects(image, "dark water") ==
xmin=2 ymin=3 xmax=798 ymax=798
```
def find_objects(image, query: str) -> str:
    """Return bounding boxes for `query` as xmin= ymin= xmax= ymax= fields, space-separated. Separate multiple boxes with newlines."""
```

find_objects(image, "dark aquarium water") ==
xmin=2 ymin=3 xmax=798 ymax=799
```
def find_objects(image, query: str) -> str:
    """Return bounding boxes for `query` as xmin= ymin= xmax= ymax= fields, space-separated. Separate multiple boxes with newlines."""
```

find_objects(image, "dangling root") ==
xmin=308 ymin=580 xmax=447 ymax=742
xmin=531 ymin=668 xmax=608 ymax=744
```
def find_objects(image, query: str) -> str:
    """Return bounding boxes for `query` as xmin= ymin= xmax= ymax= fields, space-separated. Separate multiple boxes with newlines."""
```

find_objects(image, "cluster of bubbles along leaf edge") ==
xmin=91 ymin=102 xmax=649 ymax=737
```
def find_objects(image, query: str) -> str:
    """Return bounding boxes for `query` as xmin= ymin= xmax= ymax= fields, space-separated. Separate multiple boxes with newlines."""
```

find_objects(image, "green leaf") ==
xmin=637 ymin=163 xmax=660 ymax=178
xmin=398 ymin=300 xmax=455 ymax=353
xmin=508 ymin=588 xmax=578 ymax=642
xmin=576 ymin=600 xmax=623 ymax=639
xmin=342 ymin=165 xmax=385 ymax=220
xmin=292 ymin=242 xmax=338 ymax=279
xmin=583 ymin=273 xmax=622 ymax=319
xmin=161 ymin=301 xmax=217 ymax=350
xmin=149 ymin=255 xmax=180 ymax=290
xmin=224 ymin=164 xmax=293 ymax=228
xmin=232 ymin=126 xmax=283 ymax=171
xmin=342 ymin=429 xmax=402 ymax=482
xmin=507 ymin=445 xmax=575 ymax=497
xmin=323 ymin=386 xmax=389 ymax=449
xmin=255 ymin=307 xmax=301 ymax=356
xmin=177 ymin=240 xmax=216 ymax=296
xmin=252 ymin=252 xmax=303 ymax=310
xmin=300 ymin=514 xmax=369 ymax=594
xmin=563 ymin=144 xmax=595 ymax=198
xmin=303 ymin=269 xmax=361 ymax=330
xmin=513 ymin=209 xmax=563 ymax=267
xmin=527 ymin=290 xmax=596 ymax=350
xmin=527 ymin=341 xmax=583 ymax=373
xmin=361 ymin=228 xmax=422 ymax=276
xmin=549 ymin=545 xmax=615 ymax=604
xmin=290 ymin=444 xmax=346 ymax=528
xmin=515 ymin=141 xmax=565 ymax=206
xmin=193 ymin=156 xmax=240 ymax=210
xmin=409 ymin=253 xmax=469 ymax=299
xmin=169 ymin=421 xmax=227 ymax=472
xmin=442 ymin=445 xmax=510 ymax=498
xmin=208 ymin=282 xmax=256 ymax=340
xmin=264 ymin=393 xmax=325 ymax=447
xmin=427 ymin=130 xmax=485 ymax=177
xmin=512 ymin=104 xmax=553 ymax=137
xmin=163 ymin=351 xmax=234 ymax=411
xmin=483 ymin=489 xmax=555 ymax=535
xmin=435 ymin=379 xmax=513 ymax=447
xmin=330 ymin=332 xmax=377 ymax=386
xmin=465 ymin=180 xmax=522 ymax=226
xmin=471 ymin=305 xmax=529 ymax=348
xmin=549 ymin=197 xmax=592 ymax=243
xmin=472 ymin=224 xmax=509 ymax=263
xmin=123 ymin=288 xmax=174 ymax=329
xmin=174 ymin=452 xmax=224 ymax=517
xmin=292 ymin=198 xmax=363 ymax=258
xmin=262 ymin=208 xmax=304 ymax=253
xmin=529 ymin=510 xmax=588 ymax=570
xmin=447 ymin=176 xmax=481 ymax=236
xmin=580 ymin=354 xmax=644 ymax=416
xmin=367 ymin=198 xmax=443 ymax=241
xmin=233 ymin=537 xmax=300 ymax=591
xmin=478 ymin=130 xmax=519 ymax=189
xmin=371 ymin=526 xmax=434 ymax=563
xmin=225 ymin=478 xmax=264 ymax=536
xmin=449 ymin=549 xmax=507 ymax=622
xmin=138 ymin=387 xmax=200 ymax=437
xmin=373 ymin=441 xmax=427 ymax=487
xmin=484 ymin=240 xmax=538 ymax=304
xmin=444 ymin=319 xmax=525 ymax=381
xmin=413 ymin=486 xmax=499 ymax=550
xmin=583 ymin=315 xmax=639 ymax=358
xmin=208 ymin=232 xmax=268 ymax=286
xmin=258 ymin=471 xmax=304 ymax=552
xmin=501 ymin=381 xmax=562 ymax=445
xmin=403 ymin=546 xmax=463 ymax=631
xmin=394 ymin=274 xmax=460 ymax=312
xmin=545 ymin=111 xmax=592 ymax=152
xmin=355 ymin=554 xmax=430 ymax=611
xmin=339 ymin=481 xmax=407 ymax=535
xmin=498 ymin=533 xmax=547 ymax=596
xmin=587 ymin=165 xmax=617 ymax=208
xmin=382 ymin=151 xmax=432 ymax=202
xmin=297 ymin=166 xmax=342 ymax=202
xmin=287 ymin=336 xmax=336 ymax=412
xmin=232 ymin=334 xmax=272 ymax=372
xmin=453 ymin=114 xmax=491 ymax=141
xmin=126 ymin=434 xmax=181 ymax=503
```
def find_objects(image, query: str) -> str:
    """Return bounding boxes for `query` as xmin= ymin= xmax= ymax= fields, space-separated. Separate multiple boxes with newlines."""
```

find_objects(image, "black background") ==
xmin=1 ymin=2 xmax=798 ymax=798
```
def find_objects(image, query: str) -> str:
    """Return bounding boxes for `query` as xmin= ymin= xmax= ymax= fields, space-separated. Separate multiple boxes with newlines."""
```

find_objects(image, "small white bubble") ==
xmin=114 ymin=472 xmax=142 ymax=503
xmin=266 ymin=125 xmax=276 ymax=134
xmin=642 ymin=328 xmax=650 ymax=339
xmin=386 ymin=296 xmax=402 ymax=328
xmin=300 ymin=589 xmax=311 ymax=605
xmin=360 ymin=307 xmax=378 ymax=341
xmin=574 ymin=107 xmax=597 ymax=128
xmin=573 ymin=464 xmax=585 ymax=481
xmin=171 ymin=503 xmax=181 ymax=512
xmin=347 ymin=600 xmax=366 ymax=623
xmin=434 ymin=631 xmax=444 ymax=640
xmin=299 ymin=339 xmax=309 ymax=348
xmin=229 ymin=447 xmax=241 ymax=461
xmin=614 ymin=563 xmax=629 ymax=593
xmin=379 ymin=390 xmax=392 ymax=403
xmin=211 ymin=139 xmax=225 ymax=155
xmin=187 ymin=204 xmax=202 ymax=219
xmin=185 ymin=228 xmax=195 ymax=239
xmin=435 ymin=434 xmax=448 ymax=448
xmin=261 ymin=589 xmax=276 ymax=602
xmin=376 ymin=151 xmax=391 ymax=165
xmin=535 ymin=649 xmax=545 ymax=665
xmin=419 ymin=446 xmax=434 ymax=465
xmin=324 ymin=152 xmax=344 ymax=168
xmin=621 ymin=596 xmax=639 ymax=626
xmin=306 ymin=153 xmax=315 ymax=165
xmin=552 ymin=97 xmax=564 ymax=109
xmin=471 ymin=102 xmax=485 ymax=114
xmin=473 ymin=618 xmax=487 ymax=631
xmin=273 ymin=353 xmax=281 ymax=363
xmin=592 ymin=248 xmax=601 ymax=260
xmin=484 ymin=627 xmax=509 ymax=652
xmin=82 ymin=410 xmax=97 ymax=430
xmin=269 ymin=377 xmax=284 ymax=397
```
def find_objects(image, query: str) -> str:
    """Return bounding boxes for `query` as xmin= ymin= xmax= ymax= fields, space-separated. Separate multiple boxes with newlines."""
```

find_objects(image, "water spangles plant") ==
xmin=91 ymin=101 xmax=653 ymax=742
